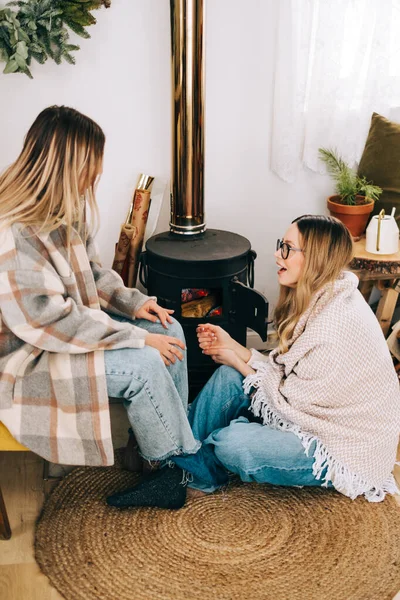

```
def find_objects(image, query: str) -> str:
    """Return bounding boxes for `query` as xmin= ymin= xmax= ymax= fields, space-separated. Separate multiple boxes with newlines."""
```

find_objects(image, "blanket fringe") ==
xmin=243 ymin=370 xmax=400 ymax=503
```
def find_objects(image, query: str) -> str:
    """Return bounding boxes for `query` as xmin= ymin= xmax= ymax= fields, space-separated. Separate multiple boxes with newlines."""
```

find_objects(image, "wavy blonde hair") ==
xmin=0 ymin=105 xmax=105 ymax=246
xmin=274 ymin=215 xmax=354 ymax=354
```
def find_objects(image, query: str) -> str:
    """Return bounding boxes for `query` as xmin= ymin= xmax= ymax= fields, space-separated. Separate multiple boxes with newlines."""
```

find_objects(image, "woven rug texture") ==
xmin=35 ymin=460 xmax=400 ymax=600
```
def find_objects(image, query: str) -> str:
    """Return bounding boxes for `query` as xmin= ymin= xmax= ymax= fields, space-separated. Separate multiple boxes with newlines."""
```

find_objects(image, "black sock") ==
xmin=106 ymin=466 xmax=187 ymax=510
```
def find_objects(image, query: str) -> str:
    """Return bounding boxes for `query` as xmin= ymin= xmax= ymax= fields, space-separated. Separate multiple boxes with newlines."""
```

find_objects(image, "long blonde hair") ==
xmin=274 ymin=215 xmax=354 ymax=354
xmin=0 ymin=106 xmax=105 ymax=246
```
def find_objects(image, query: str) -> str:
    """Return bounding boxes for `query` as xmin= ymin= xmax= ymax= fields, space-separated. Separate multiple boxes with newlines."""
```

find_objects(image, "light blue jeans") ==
xmin=104 ymin=317 xmax=200 ymax=461
xmin=172 ymin=365 xmax=326 ymax=493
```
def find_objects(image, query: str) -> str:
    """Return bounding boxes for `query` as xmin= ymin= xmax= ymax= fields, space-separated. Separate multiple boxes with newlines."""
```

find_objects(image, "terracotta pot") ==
xmin=327 ymin=195 xmax=374 ymax=237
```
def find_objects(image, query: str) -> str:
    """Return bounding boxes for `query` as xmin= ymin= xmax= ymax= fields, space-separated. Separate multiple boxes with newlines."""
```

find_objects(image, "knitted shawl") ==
xmin=243 ymin=271 xmax=400 ymax=502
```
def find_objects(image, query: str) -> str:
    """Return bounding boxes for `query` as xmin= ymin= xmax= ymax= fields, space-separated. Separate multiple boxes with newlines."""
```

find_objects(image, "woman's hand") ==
xmin=145 ymin=333 xmax=186 ymax=366
xmin=135 ymin=300 xmax=174 ymax=329
xmin=203 ymin=346 xmax=255 ymax=377
xmin=204 ymin=347 xmax=239 ymax=368
xmin=197 ymin=324 xmax=252 ymax=363
xmin=197 ymin=324 xmax=233 ymax=350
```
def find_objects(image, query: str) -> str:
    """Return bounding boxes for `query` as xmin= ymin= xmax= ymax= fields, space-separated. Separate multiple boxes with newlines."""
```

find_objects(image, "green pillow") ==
xmin=358 ymin=112 xmax=400 ymax=223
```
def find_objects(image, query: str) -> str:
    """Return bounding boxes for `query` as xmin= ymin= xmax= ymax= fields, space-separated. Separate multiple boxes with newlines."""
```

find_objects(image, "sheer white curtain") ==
xmin=272 ymin=0 xmax=400 ymax=183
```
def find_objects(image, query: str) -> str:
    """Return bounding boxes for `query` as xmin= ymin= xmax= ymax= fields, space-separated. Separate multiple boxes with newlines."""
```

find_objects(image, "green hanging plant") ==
xmin=0 ymin=0 xmax=111 ymax=78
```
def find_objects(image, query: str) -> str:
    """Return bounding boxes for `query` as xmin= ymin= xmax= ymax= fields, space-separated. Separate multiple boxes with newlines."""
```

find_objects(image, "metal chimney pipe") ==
xmin=170 ymin=0 xmax=206 ymax=235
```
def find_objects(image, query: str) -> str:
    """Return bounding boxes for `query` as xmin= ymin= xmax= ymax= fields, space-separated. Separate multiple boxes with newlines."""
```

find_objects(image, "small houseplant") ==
xmin=318 ymin=147 xmax=382 ymax=237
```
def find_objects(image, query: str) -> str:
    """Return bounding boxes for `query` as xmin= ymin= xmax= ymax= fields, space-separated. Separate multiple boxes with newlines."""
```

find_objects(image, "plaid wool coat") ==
xmin=0 ymin=222 xmax=152 ymax=466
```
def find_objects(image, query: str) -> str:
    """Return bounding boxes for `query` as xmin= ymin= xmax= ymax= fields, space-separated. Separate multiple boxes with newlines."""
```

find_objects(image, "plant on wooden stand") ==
xmin=319 ymin=147 xmax=382 ymax=237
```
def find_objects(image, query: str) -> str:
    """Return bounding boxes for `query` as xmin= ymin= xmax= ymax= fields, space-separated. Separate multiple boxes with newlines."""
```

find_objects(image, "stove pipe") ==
xmin=170 ymin=0 xmax=205 ymax=235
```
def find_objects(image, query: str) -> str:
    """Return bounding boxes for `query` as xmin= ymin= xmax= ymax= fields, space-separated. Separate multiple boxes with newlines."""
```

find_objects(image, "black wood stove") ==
xmin=140 ymin=230 xmax=268 ymax=398
xmin=140 ymin=0 xmax=269 ymax=398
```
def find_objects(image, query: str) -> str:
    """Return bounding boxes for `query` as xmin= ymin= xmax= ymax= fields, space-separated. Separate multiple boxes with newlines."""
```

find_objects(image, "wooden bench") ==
xmin=0 ymin=422 xmax=28 ymax=540
xmin=0 ymin=398 xmax=128 ymax=540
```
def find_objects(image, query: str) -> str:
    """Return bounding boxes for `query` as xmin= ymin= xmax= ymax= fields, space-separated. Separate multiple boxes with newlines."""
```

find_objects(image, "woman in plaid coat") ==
xmin=0 ymin=106 xmax=199 ymax=469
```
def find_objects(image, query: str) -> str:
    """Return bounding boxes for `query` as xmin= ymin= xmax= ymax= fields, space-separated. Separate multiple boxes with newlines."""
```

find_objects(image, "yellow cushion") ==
xmin=0 ymin=422 xmax=28 ymax=451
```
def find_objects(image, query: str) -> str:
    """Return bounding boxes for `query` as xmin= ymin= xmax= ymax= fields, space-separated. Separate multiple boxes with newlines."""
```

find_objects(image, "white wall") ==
xmin=0 ymin=0 xmax=332 ymax=307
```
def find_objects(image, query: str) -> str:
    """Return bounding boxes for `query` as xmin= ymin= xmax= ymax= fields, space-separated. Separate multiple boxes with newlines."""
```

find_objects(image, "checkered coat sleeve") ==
xmin=86 ymin=233 xmax=156 ymax=320
xmin=0 ymin=223 xmax=153 ymax=466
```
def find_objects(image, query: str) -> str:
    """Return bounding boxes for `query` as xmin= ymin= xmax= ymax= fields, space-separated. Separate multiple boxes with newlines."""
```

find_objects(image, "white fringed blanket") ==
xmin=244 ymin=272 xmax=400 ymax=502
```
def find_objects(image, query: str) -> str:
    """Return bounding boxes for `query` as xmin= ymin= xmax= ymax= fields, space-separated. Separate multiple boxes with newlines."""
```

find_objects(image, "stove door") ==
xmin=230 ymin=278 xmax=269 ymax=342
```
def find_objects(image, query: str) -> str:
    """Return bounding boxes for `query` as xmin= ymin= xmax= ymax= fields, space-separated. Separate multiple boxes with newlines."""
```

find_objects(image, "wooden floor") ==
xmin=0 ymin=403 xmax=129 ymax=600
xmin=1 ymin=425 xmax=400 ymax=600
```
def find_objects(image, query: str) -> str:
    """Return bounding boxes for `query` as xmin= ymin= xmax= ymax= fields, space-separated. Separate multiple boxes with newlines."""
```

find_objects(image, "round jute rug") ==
xmin=35 ymin=460 xmax=400 ymax=600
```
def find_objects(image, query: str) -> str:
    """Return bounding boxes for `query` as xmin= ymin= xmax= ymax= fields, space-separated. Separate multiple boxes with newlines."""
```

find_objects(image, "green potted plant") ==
xmin=318 ymin=147 xmax=382 ymax=237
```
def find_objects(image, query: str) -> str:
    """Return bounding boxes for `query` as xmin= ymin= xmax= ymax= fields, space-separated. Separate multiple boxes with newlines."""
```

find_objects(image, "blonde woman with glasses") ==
xmin=0 ymin=106 xmax=201 ymax=476
xmin=108 ymin=215 xmax=400 ymax=509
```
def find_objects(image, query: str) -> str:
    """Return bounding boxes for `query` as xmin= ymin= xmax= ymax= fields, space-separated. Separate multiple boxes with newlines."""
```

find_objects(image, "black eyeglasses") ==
xmin=276 ymin=239 xmax=303 ymax=260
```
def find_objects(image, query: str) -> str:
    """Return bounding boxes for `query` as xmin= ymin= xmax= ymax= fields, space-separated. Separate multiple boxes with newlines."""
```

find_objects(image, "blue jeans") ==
xmin=173 ymin=365 xmax=325 ymax=492
xmin=104 ymin=317 xmax=200 ymax=461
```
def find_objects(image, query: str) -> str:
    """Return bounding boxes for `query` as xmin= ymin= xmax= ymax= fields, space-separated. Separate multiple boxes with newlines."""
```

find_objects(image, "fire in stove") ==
xmin=181 ymin=289 xmax=223 ymax=319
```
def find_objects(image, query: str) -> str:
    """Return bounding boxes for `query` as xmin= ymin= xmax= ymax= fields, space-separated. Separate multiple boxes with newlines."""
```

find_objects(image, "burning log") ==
xmin=181 ymin=295 xmax=218 ymax=318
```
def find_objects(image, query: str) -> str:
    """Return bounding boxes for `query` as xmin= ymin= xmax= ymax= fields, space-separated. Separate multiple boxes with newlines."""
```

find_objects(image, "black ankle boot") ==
xmin=106 ymin=466 xmax=187 ymax=510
